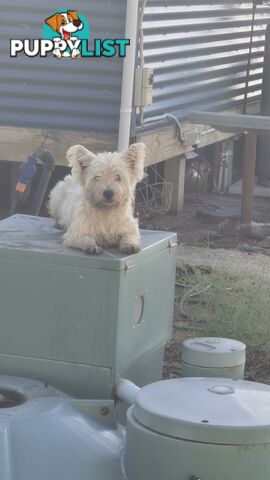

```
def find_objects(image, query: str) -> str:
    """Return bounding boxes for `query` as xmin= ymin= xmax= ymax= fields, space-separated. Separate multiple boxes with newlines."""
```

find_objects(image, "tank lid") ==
xmin=133 ymin=378 xmax=270 ymax=445
xmin=182 ymin=337 xmax=246 ymax=367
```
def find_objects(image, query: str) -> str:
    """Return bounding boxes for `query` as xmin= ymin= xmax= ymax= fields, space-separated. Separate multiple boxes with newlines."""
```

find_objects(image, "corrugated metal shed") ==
xmin=0 ymin=0 xmax=126 ymax=133
xmin=2 ymin=1 xmax=270 ymax=137
xmin=142 ymin=1 xmax=270 ymax=122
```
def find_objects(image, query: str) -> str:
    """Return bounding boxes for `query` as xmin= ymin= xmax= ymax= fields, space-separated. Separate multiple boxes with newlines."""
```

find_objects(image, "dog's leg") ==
xmin=119 ymin=235 xmax=141 ymax=254
xmin=63 ymin=225 xmax=103 ymax=255
xmin=118 ymin=220 xmax=141 ymax=255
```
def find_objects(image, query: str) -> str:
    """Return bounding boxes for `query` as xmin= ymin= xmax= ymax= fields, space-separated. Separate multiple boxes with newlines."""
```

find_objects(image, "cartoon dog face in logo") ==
xmin=45 ymin=11 xmax=84 ymax=58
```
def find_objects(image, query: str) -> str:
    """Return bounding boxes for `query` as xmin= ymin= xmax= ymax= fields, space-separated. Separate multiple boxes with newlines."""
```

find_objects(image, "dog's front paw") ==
xmin=63 ymin=234 xmax=103 ymax=255
xmin=119 ymin=238 xmax=141 ymax=255
xmin=85 ymin=244 xmax=103 ymax=255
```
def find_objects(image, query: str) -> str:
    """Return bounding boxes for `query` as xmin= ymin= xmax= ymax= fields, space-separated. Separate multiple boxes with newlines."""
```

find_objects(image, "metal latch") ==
xmin=124 ymin=262 xmax=134 ymax=274
xmin=168 ymin=240 xmax=179 ymax=252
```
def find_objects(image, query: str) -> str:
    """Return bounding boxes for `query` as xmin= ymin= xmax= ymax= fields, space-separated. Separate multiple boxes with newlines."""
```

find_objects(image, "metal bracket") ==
xmin=124 ymin=262 xmax=134 ymax=274
xmin=168 ymin=240 xmax=179 ymax=252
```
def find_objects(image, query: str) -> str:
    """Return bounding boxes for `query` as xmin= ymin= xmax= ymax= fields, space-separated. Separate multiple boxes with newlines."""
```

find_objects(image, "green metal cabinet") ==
xmin=0 ymin=215 xmax=177 ymax=399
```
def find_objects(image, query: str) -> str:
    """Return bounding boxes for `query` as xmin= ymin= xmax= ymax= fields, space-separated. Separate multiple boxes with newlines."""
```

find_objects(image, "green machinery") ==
xmin=0 ymin=214 xmax=177 ymax=398
xmin=2 ymin=215 xmax=270 ymax=480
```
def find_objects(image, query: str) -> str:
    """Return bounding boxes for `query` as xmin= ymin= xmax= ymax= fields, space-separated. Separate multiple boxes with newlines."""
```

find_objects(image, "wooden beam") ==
xmin=0 ymin=127 xmax=116 ymax=166
xmin=164 ymin=155 xmax=186 ymax=213
xmin=0 ymin=102 xmax=261 ymax=167
xmin=241 ymin=133 xmax=258 ymax=225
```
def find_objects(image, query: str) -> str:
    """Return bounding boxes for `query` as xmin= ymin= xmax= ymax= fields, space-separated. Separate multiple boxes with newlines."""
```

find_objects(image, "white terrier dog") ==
xmin=48 ymin=143 xmax=145 ymax=254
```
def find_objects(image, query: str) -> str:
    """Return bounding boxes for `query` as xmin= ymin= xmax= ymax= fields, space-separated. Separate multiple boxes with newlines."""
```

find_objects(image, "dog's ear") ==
xmin=123 ymin=143 xmax=145 ymax=184
xmin=67 ymin=145 xmax=95 ymax=182
xmin=67 ymin=10 xmax=79 ymax=20
xmin=45 ymin=13 xmax=60 ymax=31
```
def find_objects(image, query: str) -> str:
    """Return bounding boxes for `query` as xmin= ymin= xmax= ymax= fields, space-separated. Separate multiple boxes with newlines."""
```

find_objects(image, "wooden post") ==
xmin=240 ymin=133 xmax=258 ymax=225
xmin=164 ymin=155 xmax=186 ymax=213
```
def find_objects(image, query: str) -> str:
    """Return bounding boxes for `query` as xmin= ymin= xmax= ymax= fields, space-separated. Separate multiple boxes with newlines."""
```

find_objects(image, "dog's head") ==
xmin=45 ymin=11 xmax=83 ymax=40
xmin=67 ymin=144 xmax=145 ymax=209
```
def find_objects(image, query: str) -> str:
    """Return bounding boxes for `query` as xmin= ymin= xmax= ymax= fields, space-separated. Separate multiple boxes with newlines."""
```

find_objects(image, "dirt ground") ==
xmin=141 ymin=191 xmax=270 ymax=254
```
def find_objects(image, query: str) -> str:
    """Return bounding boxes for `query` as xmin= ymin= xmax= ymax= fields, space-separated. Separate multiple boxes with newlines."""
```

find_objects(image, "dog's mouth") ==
xmin=62 ymin=29 xmax=71 ymax=41
xmin=103 ymin=199 xmax=116 ymax=207
xmin=96 ymin=199 xmax=118 ymax=208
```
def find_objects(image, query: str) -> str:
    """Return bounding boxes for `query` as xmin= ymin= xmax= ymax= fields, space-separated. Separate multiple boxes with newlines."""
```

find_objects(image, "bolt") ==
xmin=100 ymin=406 xmax=109 ymax=416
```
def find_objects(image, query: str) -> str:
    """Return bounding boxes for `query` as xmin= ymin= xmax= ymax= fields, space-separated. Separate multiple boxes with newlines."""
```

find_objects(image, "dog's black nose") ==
xmin=103 ymin=189 xmax=114 ymax=200
xmin=73 ymin=19 xmax=81 ymax=27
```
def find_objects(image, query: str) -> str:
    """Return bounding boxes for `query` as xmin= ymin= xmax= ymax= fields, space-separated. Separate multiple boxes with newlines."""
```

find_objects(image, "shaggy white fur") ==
xmin=48 ymin=143 xmax=145 ymax=254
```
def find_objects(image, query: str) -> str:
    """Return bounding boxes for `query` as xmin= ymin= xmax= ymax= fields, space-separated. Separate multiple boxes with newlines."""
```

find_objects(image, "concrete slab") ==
xmin=229 ymin=177 xmax=270 ymax=198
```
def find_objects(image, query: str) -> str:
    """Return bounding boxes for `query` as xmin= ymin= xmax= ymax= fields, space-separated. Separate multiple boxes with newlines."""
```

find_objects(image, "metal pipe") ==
xmin=120 ymin=0 xmax=184 ymax=145
xmin=143 ymin=113 xmax=185 ymax=144
xmin=118 ymin=0 xmax=140 ymax=151
xmin=115 ymin=379 xmax=140 ymax=405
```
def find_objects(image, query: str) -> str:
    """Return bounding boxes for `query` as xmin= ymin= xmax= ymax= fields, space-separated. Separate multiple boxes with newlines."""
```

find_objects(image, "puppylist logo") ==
xmin=10 ymin=9 xmax=130 ymax=59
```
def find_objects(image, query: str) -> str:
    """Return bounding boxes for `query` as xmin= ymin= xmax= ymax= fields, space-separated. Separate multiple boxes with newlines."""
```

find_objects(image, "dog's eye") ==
xmin=67 ymin=16 xmax=72 ymax=22
xmin=115 ymin=174 xmax=121 ymax=182
xmin=61 ymin=19 xmax=66 ymax=25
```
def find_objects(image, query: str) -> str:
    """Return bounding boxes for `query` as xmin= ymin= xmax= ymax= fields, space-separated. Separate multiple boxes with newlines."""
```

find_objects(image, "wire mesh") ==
xmin=136 ymin=164 xmax=173 ymax=215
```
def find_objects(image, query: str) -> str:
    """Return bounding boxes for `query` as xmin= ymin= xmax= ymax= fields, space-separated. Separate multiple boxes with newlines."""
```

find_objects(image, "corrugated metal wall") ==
xmin=142 ymin=1 xmax=270 ymax=121
xmin=0 ymin=0 xmax=126 ymax=133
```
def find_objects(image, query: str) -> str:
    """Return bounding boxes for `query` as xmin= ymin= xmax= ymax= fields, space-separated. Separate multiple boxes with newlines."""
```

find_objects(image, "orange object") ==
xmin=16 ymin=183 xmax=26 ymax=193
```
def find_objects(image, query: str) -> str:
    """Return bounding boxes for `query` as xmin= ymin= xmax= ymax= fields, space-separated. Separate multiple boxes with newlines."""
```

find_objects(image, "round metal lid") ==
xmin=133 ymin=378 xmax=270 ymax=445
xmin=182 ymin=337 xmax=246 ymax=367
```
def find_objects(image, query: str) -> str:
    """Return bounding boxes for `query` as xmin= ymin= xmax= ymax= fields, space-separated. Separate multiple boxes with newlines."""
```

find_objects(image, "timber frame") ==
xmin=135 ymin=102 xmax=260 ymax=212
xmin=0 ymin=129 xmax=117 ymax=166
xmin=0 ymin=101 xmax=260 ymax=213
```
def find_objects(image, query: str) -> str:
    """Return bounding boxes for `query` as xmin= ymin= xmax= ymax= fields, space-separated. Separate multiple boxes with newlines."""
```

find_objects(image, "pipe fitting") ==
xmin=115 ymin=378 xmax=141 ymax=405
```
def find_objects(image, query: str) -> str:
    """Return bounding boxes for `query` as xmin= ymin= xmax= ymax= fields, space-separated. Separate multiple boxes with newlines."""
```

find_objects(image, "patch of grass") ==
xmin=175 ymin=265 xmax=270 ymax=383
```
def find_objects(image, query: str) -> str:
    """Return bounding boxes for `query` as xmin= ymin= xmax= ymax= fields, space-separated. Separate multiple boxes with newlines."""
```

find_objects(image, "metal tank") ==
xmin=0 ymin=375 xmax=124 ymax=480
xmin=181 ymin=337 xmax=246 ymax=379
xmin=124 ymin=377 xmax=270 ymax=480
xmin=5 ymin=374 xmax=270 ymax=480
